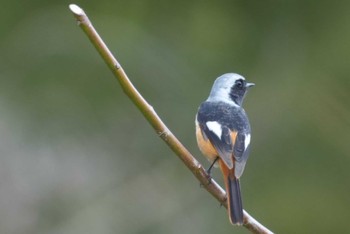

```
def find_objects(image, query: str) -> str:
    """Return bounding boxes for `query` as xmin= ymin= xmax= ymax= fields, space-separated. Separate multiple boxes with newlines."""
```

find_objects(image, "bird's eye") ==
xmin=236 ymin=79 xmax=244 ymax=88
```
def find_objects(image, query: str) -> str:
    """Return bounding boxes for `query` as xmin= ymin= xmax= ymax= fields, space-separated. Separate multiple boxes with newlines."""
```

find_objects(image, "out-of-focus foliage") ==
xmin=1 ymin=1 xmax=349 ymax=233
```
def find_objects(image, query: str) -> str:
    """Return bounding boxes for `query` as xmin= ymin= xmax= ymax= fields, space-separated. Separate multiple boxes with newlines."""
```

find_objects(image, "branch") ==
xmin=68 ymin=4 xmax=273 ymax=234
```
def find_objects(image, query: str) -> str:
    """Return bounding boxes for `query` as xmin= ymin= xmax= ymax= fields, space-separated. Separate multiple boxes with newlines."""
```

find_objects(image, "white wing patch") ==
xmin=206 ymin=121 xmax=222 ymax=139
xmin=244 ymin=134 xmax=251 ymax=150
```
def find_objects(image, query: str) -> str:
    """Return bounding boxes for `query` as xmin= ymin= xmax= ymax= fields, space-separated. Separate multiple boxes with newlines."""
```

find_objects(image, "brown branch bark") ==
xmin=68 ymin=4 xmax=273 ymax=234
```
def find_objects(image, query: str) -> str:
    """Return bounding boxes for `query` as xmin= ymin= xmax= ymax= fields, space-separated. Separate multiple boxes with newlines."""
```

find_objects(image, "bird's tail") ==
xmin=220 ymin=160 xmax=244 ymax=225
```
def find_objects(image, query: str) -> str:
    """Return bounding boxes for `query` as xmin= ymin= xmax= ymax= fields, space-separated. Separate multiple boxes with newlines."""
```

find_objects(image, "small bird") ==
xmin=195 ymin=73 xmax=254 ymax=225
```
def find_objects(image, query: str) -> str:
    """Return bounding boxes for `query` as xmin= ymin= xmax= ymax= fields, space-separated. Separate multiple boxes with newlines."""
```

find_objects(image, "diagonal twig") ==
xmin=68 ymin=4 xmax=273 ymax=234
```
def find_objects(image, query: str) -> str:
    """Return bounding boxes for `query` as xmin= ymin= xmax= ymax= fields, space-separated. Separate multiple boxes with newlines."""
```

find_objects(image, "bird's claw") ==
xmin=199 ymin=174 xmax=213 ymax=187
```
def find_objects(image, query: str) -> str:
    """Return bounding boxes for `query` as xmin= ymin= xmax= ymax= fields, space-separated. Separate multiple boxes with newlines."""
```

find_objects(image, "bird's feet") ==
xmin=200 ymin=157 xmax=219 ymax=187
xmin=199 ymin=174 xmax=213 ymax=187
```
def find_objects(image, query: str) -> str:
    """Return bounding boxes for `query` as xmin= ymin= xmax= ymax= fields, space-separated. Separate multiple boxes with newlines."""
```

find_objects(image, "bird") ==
xmin=195 ymin=73 xmax=254 ymax=225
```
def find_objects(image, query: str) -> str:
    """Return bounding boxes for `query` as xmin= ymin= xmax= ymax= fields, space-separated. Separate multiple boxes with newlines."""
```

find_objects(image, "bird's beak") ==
xmin=245 ymin=82 xmax=255 ymax=88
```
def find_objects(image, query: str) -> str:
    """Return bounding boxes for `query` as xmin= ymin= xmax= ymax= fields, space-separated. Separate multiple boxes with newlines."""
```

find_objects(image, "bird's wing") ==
xmin=233 ymin=132 xmax=251 ymax=178
xmin=199 ymin=121 xmax=235 ymax=169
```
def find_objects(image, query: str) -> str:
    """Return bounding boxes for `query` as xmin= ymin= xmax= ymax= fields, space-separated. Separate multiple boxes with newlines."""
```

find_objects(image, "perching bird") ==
xmin=195 ymin=73 xmax=254 ymax=225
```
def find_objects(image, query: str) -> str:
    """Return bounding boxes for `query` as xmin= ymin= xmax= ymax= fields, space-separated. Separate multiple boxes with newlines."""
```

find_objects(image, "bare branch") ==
xmin=69 ymin=4 xmax=273 ymax=234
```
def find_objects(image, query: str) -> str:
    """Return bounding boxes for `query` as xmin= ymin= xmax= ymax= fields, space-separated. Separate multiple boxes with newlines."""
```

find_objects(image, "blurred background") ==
xmin=1 ymin=1 xmax=350 ymax=233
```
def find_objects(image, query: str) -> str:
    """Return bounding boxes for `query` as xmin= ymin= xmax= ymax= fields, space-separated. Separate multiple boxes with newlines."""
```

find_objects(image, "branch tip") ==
xmin=69 ymin=4 xmax=85 ymax=16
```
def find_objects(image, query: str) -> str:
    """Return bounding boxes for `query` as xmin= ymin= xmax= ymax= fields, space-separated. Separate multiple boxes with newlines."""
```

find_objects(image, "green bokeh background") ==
xmin=1 ymin=1 xmax=349 ymax=233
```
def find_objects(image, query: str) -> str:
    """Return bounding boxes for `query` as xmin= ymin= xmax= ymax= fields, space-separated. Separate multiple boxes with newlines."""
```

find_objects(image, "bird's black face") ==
xmin=229 ymin=79 xmax=254 ymax=106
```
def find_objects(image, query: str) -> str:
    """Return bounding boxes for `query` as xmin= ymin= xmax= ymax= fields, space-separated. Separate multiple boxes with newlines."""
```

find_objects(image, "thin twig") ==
xmin=68 ymin=4 xmax=273 ymax=234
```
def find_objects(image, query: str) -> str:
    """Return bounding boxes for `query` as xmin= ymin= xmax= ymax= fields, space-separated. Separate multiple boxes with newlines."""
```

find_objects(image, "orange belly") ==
xmin=196 ymin=124 xmax=218 ymax=162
